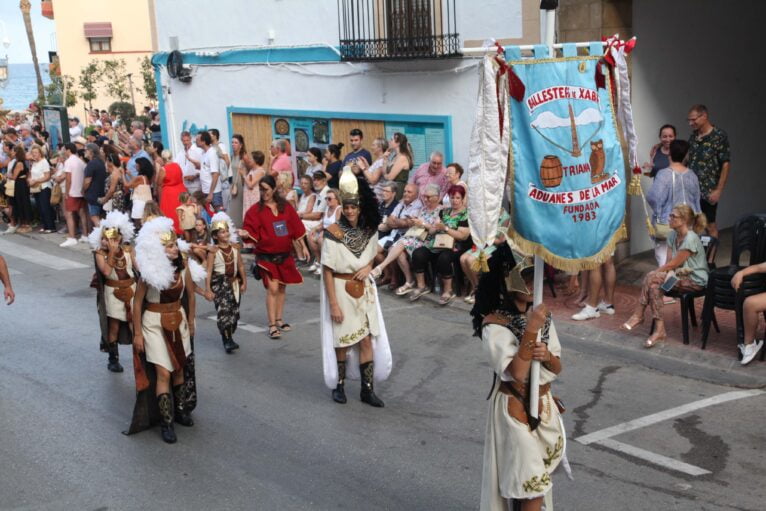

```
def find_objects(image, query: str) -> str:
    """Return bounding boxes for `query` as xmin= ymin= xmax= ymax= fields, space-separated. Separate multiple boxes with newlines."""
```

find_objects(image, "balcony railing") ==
xmin=338 ymin=0 xmax=461 ymax=61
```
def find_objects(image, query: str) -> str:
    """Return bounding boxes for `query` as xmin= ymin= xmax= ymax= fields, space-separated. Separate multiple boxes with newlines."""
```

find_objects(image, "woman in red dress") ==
xmin=239 ymin=175 xmax=306 ymax=339
xmin=158 ymin=162 xmax=188 ymax=234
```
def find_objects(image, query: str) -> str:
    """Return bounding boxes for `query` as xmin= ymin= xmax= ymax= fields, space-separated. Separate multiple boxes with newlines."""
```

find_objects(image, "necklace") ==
xmin=220 ymin=245 xmax=234 ymax=264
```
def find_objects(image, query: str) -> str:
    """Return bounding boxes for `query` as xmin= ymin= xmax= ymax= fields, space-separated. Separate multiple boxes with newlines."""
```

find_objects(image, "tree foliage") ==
xmin=42 ymin=74 xmax=77 ymax=107
xmin=101 ymin=59 xmax=131 ymax=102
xmin=78 ymin=60 xmax=101 ymax=109
xmin=140 ymin=56 xmax=158 ymax=103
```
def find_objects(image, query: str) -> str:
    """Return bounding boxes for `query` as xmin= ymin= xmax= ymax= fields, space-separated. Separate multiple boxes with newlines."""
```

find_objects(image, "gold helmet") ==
xmin=338 ymin=165 xmax=360 ymax=206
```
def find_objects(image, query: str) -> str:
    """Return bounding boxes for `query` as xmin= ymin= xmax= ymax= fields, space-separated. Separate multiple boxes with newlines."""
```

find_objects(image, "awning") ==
xmin=83 ymin=22 xmax=112 ymax=38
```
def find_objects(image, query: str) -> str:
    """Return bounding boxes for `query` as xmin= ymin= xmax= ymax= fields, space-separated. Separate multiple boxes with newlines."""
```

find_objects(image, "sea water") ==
xmin=0 ymin=63 xmax=52 ymax=112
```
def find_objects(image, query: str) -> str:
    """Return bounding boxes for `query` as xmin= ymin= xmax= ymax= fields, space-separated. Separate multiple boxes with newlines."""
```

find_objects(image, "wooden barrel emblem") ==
xmin=540 ymin=155 xmax=563 ymax=188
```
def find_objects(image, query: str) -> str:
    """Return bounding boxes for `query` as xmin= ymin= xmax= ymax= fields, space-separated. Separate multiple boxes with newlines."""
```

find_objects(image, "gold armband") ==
xmin=517 ymin=330 xmax=538 ymax=361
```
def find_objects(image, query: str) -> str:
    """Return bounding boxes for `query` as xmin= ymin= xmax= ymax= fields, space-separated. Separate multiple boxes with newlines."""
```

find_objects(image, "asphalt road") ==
xmin=0 ymin=233 xmax=764 ymax=510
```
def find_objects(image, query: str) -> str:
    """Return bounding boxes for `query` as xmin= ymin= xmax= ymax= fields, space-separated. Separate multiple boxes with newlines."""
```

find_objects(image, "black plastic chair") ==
xmin=652 ymin=236 xmax=719 ymax=344
xmin=700 ymin=215 xmax=766 ymax=352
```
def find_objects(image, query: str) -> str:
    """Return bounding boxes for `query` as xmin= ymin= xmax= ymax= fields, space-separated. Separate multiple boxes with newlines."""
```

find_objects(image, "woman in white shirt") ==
xmin=28 ymin=145 xmax=56 ymax=233
xmin=304 ymin=148 xmax=324 ymax=179
xmin=307 ymin=189 xmax=340 ymax=276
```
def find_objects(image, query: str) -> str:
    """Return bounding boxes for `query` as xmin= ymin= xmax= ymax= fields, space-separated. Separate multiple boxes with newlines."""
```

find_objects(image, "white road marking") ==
xmin=576 ymin=389 xmax=765 ymax=476
xmin=8 ymin=268 xmax=21 ymax=275
xmin=575 ymin=389 xmax=765 ymax=445
xmin=0 ymin=239 xmax=88 ymax=270
xmin=206 ymin=316 xmax=266 ymax=333
xmin=598 ymin=439 xmax=711 ymax=476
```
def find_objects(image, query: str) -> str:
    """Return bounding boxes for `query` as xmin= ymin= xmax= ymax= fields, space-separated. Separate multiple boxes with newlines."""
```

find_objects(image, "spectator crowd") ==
xmin=1 ymin=102 xmax=763 ymax=366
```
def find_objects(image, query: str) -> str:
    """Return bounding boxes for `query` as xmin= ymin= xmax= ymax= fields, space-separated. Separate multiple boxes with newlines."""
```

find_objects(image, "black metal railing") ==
xmin=338 ymin=0 xmax=461 ymax=61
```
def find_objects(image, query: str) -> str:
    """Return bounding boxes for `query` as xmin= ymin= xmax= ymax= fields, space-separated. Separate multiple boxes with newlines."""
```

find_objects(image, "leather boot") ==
xmin=221 ymin=330 xmax=236 ymax=354
xmin=158 ymin=393 xmax=177 ymax=443
xmin=173 ymin=384 xmax=194 ymax=427
xmin=107 ymin=342 xmax=123 ymax=373
xmin=360 ymin=361 xmax=384 ymax=408
xmin=228 ymin=328 xmax=240 ymax=351
xmin=331 ymin=360 xmax=347 ymax=404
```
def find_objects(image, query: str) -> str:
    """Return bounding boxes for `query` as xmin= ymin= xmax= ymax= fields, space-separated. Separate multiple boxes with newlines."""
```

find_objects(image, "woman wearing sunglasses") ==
xmin=239 ymin=175 xmax=306 ymax=339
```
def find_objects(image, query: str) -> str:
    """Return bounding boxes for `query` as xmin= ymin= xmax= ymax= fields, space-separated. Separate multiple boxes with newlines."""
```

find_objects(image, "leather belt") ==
xmin=497 ymin=380 xmax=552 ymax=427
xmin=498 ymin=380 xmax=551 ymax=398
xmin=104 ymin=278 xmax=134 ymax=288
xmin=332 ymin=272 xmax=355 ymax=280
xmin=256 ymin=252 xmax=290 ymax=264
xmin=146 ymin=301 xmax=181 ymax=314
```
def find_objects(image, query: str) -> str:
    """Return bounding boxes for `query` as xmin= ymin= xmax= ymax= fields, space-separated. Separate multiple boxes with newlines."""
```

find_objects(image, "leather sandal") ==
xmin=275 ymin=319 xmax=291 ymax=332
xmin=438 ymin=293 xmax=455 ymax=306
xmin=621 ymin=313 xmax=644 ymax=331
xmin=268 ymin=324 xmax=281 ymax=339
xmin=644 ymin=332 xmax=666 ymax=349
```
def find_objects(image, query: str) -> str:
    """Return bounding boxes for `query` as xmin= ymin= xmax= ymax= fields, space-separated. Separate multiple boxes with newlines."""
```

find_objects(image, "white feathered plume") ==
xmin=135 ymin=216 xmax=177 ymax=291
xmin=88 ymin=210 xmax=136 ymax=250
xmin=177 ymin=239 xmax=207 ymax=287
xmin=210 ymin=211 xmax=239 ymax=243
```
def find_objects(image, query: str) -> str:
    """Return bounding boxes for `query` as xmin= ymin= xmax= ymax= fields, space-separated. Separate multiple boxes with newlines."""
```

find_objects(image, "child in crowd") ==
xmin=190 ymin=217 xmax=212 ymax=264
xmin=176 ymin=191 xmax=199 ymax=242
xmin=192 ymin=190 xmax=214 ymax=224
xmin=141 ymin=201 xmax=162 ymax=225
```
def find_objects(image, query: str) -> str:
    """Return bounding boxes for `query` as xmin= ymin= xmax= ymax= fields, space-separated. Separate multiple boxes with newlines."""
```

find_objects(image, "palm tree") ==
xmin=19 ymin=0 xmax=45 ymax=100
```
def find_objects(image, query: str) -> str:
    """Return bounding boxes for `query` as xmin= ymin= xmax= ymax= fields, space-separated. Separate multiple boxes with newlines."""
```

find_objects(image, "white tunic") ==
xmin=142 ymin=272 xmax=192 ymax=373
xmin=480 ymin=321 xmax=565 ymax=511
xmin=319 ymin=232 xmax=392 ymax=389
xmin=102 ymin=249 xmax=136 ymax=322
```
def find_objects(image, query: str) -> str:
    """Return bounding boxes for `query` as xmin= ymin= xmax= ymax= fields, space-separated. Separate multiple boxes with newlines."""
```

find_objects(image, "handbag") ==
xmin=404 ymin=226 xmax=428 ymax=240
xmin=50 ymin=183 xmax=62 ymax=205
xmin=4 ymin=178 xmax=15 ymax=198
xmin=433 ymin=233 xmax=455 ymax=249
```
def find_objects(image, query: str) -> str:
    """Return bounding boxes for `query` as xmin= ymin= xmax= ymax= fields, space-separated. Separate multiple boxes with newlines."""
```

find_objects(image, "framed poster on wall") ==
xmin=384 ymin=122 xmax=446 ymax=167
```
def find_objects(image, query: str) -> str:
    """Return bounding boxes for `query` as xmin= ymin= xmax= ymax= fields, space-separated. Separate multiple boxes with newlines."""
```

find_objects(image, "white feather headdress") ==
xmin=135 ymin=216 xmax=178 ymax=290
xmin=210 ymin=211 xmax=239 ymax=243
xmin=88 ymin=211 xmax=136 ymax=250
xmin=177 ymin=239 xmax=208 ymax=287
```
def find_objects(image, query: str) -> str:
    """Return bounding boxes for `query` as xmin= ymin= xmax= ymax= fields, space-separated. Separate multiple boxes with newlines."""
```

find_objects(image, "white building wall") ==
xmin=161 ymin=59 xmax=480 ymax=162
xmin=154 ymin=0 xmax=525 ymax=52
xmin=631 ymin=0 xmax=762 ymax=254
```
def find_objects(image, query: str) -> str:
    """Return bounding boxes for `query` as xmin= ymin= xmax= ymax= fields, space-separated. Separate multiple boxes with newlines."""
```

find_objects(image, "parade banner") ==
xmin=505 ymin=44 xmax=626 ymax=270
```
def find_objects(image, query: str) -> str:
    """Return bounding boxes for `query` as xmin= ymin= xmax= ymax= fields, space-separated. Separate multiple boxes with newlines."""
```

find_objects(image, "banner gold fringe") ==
xmin=470 ymin=251 xmax=491 ymax=273
xmin=627 ymin=174 xmax=643 ymax=196
xmin=508 ymin=225 xmax=625 ymax=272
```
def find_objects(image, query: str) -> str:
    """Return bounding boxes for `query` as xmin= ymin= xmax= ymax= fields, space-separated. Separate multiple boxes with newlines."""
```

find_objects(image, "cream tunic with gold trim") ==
xmin=321 ymin=232 xmax=380 ymax=347
xmin=480 ymin=321 xmax=565 ymax=511
xmin=102 ymin=249 xmax=136 ymax=322
xmin=212 ymin=245 xmax=240 ymax=301
xmin=142 ymin=272 xmax=192 ymax=373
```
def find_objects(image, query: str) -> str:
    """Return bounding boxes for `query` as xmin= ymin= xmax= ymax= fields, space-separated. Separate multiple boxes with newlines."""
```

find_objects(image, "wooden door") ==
xmin=231 ymin=113 xmax=273 ymax=168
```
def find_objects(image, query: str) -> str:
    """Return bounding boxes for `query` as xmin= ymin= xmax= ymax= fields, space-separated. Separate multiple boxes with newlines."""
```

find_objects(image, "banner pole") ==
xmin=529 ymin=6 xmax=557 ymax=423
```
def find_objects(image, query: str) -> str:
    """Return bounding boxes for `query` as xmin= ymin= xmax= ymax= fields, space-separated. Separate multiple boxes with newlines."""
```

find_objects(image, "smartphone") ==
xmin=661 ymin=274 xmax=678 ymax=293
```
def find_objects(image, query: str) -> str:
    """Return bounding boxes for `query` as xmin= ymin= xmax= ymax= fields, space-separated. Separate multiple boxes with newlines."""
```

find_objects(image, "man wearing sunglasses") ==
xmin=686 ymin=104 xmax=730 ymax=239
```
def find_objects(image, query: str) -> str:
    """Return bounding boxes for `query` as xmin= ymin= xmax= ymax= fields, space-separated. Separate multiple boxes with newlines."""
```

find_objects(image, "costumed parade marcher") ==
xmin=205 ymin=212 xmax=247 ymax=353
xmin=320 ymin=166 xmax=392 ymax=406
xmin=471 ymin=243 xmax=567 ymax=511
xmin=89 ymin=211 xmax=137 ymax=373
xmin=239 ymin=175 xmax=306 ymax=339
xmin=127 ymin=216 xmax=206 ymax=444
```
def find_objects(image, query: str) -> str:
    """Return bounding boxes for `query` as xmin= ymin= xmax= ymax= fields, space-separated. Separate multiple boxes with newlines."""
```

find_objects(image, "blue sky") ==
xmin=0 ymin=2 xmax=55 ymax=63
